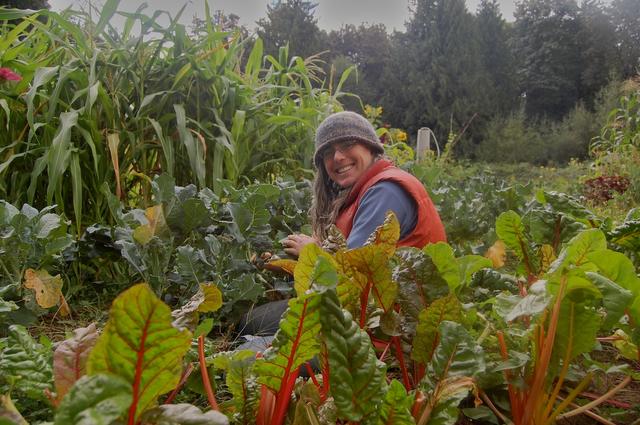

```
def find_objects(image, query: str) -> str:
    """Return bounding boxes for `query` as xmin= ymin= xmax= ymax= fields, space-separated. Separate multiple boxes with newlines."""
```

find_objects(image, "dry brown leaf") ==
xmin=485 ymin=240 xmax=507 ymax=269
xmin=23 ymin=269 xmax=63 ymax=309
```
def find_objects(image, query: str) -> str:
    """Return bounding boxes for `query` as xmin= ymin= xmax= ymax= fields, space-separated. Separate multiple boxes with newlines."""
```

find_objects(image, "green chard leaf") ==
xmin=586 ymin=272 xmax=634 ymax=329
xmin=417 ymin=321 xmax=485 ymax=425
xmin=212 ymin=350 xmax=258 ymax=421
xmin=549 ymin=229 xmax=606 ymax=273
xmin=411 ymin=294 xmax=463 ymax=364
xmin=54 ymin=374 xmax=132 ymax=425
xmin=423 ymin=243 xmax=491 ymax=293
xmin=552 ymin=301 xmax=600 ymax=364
xmin=294 ymin=244 xmax=339 ymax=296
xmin=393 ymin=247 xmax=449 ymax=318
xmin=0 ymin=325 xmax=53 ymax=401
xmin=87 ymin=284 xmax=192 ymax=423
xmin=375 ymin=380 xmax=415 ymax=425
xmin=254 ymin=292 xmax=322 ymax=392
xmin=320 ymin=289 xmax=386 ymax=422
xmin=495 ymin=210 xmax=531 ymax=261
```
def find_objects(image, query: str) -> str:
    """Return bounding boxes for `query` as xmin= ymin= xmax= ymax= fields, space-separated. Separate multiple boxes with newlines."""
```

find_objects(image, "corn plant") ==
xmin=0 ymin=2 xmax=350 ymax=233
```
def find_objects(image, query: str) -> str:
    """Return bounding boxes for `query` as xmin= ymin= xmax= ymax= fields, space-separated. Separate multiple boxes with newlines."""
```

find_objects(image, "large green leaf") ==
xmin=549 ymin=229 xmax=606 ymax=273
xmin=87 ymin=284 xmax=192 ymax=422
xmin=294 ymin=243 xmax=338 ymax=296
xmin=495 ymin=210 xmax=529 ymax=260
xmin=54 ymin=374 xmax=132 ymax=425
xmin=319 ymin=289 xmax=386 ymax=422
xmin=412 ymin=294 xmax=463 ymax=363
xmin=423 ymin=243 xmax=491 ymax=293
xmin=254 ymin=292 xmax=322 ymax=392
xmin=553 ymin=301 xmax=600 ymax=363
xmin=0 ymin=325 xmax=52 ymax=400
xmin=586 ymin=249 xmax=640 ymax=296
xmin=53 ymin=323 xmax=99 ymax=403
xmin=586 ymin=272 xmax=634 ymax=329
xmin=427 ymin=321 xmax=485 ymax=383
xmin=212 ymin=350 xmax=257 ymax=422
xmin=419 ymin=322 xmax=484 ymax=425
xmin=393 ymin=247 xmax=449 ymax=318
xmin=375 ymin=380 xmax=414 ymax=425
xmin=608 ymin=220 xmax=640 ymax=252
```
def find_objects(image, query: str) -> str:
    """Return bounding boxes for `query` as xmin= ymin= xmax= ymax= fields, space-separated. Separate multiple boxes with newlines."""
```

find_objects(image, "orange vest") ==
xmin=335 ymin=159 xmax=447 ymax=248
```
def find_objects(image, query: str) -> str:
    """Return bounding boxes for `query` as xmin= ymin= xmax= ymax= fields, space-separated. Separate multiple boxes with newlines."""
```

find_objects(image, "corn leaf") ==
xmin=53 ymin=374 xmax=132 ymax=425
xmin=53 ymin=323 xmax=99 ymax=404
xmin=320 ymin=289 xmax=386 ymax=422
xmin=87 ymin=284 xmax=192 ymax=422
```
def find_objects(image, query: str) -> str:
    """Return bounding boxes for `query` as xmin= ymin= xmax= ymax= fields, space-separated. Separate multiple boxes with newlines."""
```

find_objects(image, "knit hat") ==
xmin=314 ymin=111 xmax=384 ymax=167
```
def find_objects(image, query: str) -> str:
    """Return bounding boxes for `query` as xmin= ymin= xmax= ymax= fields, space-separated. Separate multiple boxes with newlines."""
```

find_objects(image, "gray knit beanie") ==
xmin=314 ymin=111 xmax=384 ymax=167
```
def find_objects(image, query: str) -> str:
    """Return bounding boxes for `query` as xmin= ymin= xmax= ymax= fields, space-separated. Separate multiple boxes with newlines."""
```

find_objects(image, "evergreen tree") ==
xmin=476 ymin=0 xmax=519 ymax=115
xmin=512 ymin=0 xmax=583 ymax=118
xmin=256 ymin=0 xmax=326 ymax=60
xmin=576 ymin=0 xmax=620 ymax=105
xmin=608 ymin=0 xmax=640 ymax=77
xmin=382 ymin=0 xmax=490 ymax=148
xmin=327 ymin=24 xmax=391 ymax=108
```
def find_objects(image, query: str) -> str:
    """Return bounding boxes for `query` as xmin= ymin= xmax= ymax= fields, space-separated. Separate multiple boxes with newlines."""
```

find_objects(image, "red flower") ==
xmin=0 ymin=68 xmax=22 ymax=82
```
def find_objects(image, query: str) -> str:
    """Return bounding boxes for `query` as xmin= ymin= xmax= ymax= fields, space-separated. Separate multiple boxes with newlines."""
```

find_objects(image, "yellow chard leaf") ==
xmin=485 ymin=240 xmax=506 ymax=269
xmin=336 ymin=244 xmax=397 ymax=312
xmin=23 ymin=269 xmax=63 ymax=309
xmin=198 ymin=283 xmax=223 ymax=313
xmin=367 ymin=211 xmax=400 ymax=258
xmin=294 ymin=244 xmax=338 ymax=296
xmin=87 ymin=284 xmax=192 ymax=423
xmin=538 ymin=244 xmax=556 ymax=274
xmin=265 ymin=259 xmax=297 ymax=275
xmin=133 ymin=205 xmax=166 ymax=245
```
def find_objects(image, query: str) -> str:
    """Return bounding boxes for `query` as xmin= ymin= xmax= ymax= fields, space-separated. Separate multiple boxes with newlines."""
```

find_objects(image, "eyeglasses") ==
xmin=319 ymin=140 xmax=358 ymax=161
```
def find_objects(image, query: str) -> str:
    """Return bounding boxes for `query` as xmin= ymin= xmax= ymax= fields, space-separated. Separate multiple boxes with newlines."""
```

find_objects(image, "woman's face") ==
xmin=321 ymin=140 xmax=375 ymax=188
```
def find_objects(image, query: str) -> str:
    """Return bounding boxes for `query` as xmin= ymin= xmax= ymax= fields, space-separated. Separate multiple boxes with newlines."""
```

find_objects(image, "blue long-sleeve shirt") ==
xmin=346 ymin=181 xmax=418 ymax=248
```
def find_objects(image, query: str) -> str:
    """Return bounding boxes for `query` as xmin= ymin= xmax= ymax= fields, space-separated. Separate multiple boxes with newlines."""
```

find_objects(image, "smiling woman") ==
xmin=243 ymin=110 xmax=446 ymax=338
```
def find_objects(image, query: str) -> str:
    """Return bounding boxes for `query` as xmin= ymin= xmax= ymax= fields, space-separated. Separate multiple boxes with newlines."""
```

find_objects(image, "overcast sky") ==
xmin=47 ymin=0 xmax=519 ymax=32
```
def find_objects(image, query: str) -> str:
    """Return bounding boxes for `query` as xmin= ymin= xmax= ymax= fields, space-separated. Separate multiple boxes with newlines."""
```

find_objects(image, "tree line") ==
xmin=4 ymin=0 xmax=639 ymax=163
xmin=255 ymin=0 xmax=639 ymax=163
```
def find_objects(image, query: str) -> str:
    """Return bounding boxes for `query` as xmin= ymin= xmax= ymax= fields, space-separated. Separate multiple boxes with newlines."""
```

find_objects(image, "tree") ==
xmin=256 ymin=0 xmax=326 ymax=60
xmin=576 ymin=0 xmax=620 ymax=105
xmin=512 ymin=0 xmax=583 ymax=118
xmin=326 ymin=24 xmax=391 ymax=108
xmin=381 ymin=0 xmax=491 ymax=149
xmin=608 ymin=0 xmax=640 ymax=78
xmin=0 ymin=0 xmax=49 ymax=9
xmin=475 ymin=0 xmax=518 ymax=114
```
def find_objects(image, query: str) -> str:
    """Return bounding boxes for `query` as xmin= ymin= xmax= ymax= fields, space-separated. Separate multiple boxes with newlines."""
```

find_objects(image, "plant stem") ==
xmin=392 ymin=336 xmax=411 ymax=390
xmin=164 ymin=363 xmax=194 ymax=404
xmin=198 ymin=335 xmax=219 ymax=411
xmin=557 ymin=376 xmax=631 ymax=420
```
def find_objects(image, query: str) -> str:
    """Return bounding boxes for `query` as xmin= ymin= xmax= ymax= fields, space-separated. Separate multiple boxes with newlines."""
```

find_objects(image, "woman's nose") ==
xmin=333 ymin=148 xmax=347 ymax=161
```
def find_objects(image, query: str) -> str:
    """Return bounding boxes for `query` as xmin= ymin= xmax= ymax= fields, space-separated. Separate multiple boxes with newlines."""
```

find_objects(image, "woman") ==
xmin=282 ymin=110 xmax=446 ymax=256
xmin=239 ymin=111 xmax=446 ymax=339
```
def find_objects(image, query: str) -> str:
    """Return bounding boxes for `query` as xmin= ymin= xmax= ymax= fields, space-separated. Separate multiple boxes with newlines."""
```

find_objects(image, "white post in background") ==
xmin=416 ymin=127 xmax=431 ymax=160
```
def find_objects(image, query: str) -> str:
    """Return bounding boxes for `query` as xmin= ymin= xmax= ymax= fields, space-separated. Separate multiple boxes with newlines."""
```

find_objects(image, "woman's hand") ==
xmin=281 ymin=233 xmax=319 ymax=258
